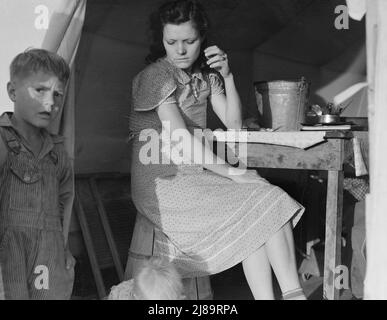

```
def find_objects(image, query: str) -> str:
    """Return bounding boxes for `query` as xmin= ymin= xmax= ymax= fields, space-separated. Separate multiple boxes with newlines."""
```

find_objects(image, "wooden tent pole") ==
xmin=0 ymin=264 xmax=4 ymax=300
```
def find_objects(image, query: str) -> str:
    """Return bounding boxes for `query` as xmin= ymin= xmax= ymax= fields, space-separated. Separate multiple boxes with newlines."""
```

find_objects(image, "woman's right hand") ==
xmin=204 ymin=46 xmax=231 ymax=79
xmin=228 ymin=168 xmax=264 ymax=184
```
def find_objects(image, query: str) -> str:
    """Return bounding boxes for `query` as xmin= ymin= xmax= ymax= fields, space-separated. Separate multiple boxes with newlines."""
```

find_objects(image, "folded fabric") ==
xmin=343 ymin=177 xmax=369 ymax=201
xmin=213 ymin=131 xmax=326 ymax=149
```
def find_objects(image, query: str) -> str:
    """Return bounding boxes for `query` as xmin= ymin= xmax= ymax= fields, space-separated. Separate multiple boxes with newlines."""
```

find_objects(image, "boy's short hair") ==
xmin=10 ymin=48 xmax=70 ymax=83
xmin=134 ymin=257 xmax=183 ymax=300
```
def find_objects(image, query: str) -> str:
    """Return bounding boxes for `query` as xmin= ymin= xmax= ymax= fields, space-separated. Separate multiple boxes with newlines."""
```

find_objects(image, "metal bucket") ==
xmin=254 ymin=78 xmax=310 ymax=131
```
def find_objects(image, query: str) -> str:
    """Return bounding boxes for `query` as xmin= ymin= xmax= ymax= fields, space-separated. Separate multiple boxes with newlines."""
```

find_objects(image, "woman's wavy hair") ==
xmin=146 ymin=0 xmax=210 ymax=69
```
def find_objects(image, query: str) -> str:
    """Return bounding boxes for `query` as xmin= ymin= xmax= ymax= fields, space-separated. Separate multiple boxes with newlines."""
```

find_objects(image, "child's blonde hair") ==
xmin=108 ymin=257 xmax=183 ymax=300
xmin=10 ymin=48 xmax=70 ymax=83
xmin=134 ymin=257 xmax=183 ymax=300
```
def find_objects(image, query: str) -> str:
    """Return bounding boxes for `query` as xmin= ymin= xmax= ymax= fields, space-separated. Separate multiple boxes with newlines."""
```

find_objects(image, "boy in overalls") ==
xmin=0 ymin=48 xmax=75 ymax=299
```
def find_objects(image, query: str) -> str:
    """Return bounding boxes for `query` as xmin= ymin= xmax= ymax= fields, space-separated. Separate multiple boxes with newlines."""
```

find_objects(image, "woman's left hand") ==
xmin=204 ymin=46 xmax=231 ymax=78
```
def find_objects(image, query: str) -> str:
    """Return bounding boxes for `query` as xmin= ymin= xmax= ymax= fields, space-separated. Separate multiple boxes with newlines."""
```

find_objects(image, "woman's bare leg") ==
xmin=264 ymin=222 xmax=306 ymax=299
xmin=242 ymin=246 xmax=274 ymax=300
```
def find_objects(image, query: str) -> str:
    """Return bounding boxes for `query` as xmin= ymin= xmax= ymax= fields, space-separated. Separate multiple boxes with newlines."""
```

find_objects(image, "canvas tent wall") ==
xmin=73 ymin=0 xmax=366 ymax=174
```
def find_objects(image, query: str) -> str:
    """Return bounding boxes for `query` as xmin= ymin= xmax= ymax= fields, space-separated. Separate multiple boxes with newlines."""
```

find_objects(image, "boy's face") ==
xmin=7 ymin=71 xmax=65 ymax=129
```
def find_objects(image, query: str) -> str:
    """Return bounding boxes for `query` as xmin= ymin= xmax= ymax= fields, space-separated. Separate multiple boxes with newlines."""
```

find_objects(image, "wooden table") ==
xmin=219 ymin=130 xmax=358 ymax=300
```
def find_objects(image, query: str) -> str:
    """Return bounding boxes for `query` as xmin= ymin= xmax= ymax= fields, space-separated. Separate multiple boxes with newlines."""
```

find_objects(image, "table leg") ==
xmin=323 ymin=170 xmax=344 ymax=300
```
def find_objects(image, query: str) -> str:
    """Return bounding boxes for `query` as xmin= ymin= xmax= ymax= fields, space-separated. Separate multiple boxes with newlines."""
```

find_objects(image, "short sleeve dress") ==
xmin=128 ymin=58 xmax=304 ymax=278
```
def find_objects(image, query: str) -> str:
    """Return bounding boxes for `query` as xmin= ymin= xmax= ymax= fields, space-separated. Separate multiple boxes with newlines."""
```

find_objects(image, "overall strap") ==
xmin=0 ymin=127 xmax=22 ymax=155
xmin=0 ymin=128 xmax=10 ymax=167
xmin=0 ymin=127 xmax=59 ymax=167
xmin=48 ymin=134 xmax=65 ymax=166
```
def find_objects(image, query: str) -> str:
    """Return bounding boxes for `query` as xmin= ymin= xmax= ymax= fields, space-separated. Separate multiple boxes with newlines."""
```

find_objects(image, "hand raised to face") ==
xmin=204 ymin=46 xmax=231 ymax=78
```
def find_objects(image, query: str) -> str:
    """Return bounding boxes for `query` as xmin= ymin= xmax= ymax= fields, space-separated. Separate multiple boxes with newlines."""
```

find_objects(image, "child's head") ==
xmin=108 ymin=257 xmax=184 ymax=300
xmin=134 ymin=257 xmax=184 ymax=300
xmin=7 ymin=48 xmax=70 ymax=129
xmin=9 ymin=48 xmax=70 ymax=84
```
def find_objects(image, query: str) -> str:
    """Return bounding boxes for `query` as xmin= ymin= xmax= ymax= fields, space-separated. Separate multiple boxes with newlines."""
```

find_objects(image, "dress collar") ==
xmin=163 ymin=57 xmax=204 ymax=85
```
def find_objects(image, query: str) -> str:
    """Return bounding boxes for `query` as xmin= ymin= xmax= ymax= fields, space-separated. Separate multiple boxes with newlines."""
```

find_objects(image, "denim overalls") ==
xmin=0 ymin=113 xmax=74 ymax=299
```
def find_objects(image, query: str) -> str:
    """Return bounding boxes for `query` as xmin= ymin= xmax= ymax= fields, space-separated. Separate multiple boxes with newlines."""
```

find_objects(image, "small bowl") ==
xmin=317 ymin=114 xmax=340 ymax=124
